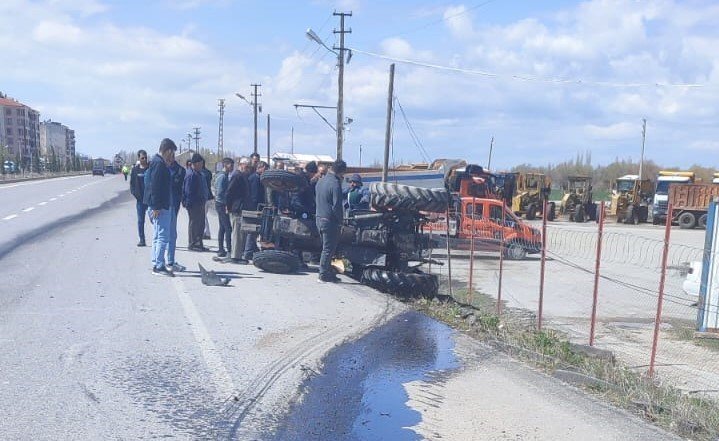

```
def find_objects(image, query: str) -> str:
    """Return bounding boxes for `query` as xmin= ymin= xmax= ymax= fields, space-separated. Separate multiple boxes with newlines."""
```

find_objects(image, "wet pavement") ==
xmin=267 ymin=310 xmax=459 ymax=441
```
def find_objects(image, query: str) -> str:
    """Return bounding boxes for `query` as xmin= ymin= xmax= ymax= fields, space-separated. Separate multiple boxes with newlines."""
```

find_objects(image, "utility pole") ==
xmin=217 ymin=99 xmax=225 ymax=158
xmin=639 ymin=118 xmax=647 ymax=180
xmin=192 ymin=127 xmax=201 ymax=151
xmin=487 ymin=136 xmax=494 ymax=170
xmin=266 ymin=113 xmax=271 ymax=165
xmin=187 ymin=133 xmax=192 ymax=153
xmin=333 ymin=11 xmax=352 ymax=161
xmin=359 ymin=144 xmax=362 ymax=167
xmin=291 ymin=126 xmax=294 ymax=155
xmin=382 ymin=63 xmax=395 ymax=182
xmin=251 ymin=84 xmax=261 ymax=155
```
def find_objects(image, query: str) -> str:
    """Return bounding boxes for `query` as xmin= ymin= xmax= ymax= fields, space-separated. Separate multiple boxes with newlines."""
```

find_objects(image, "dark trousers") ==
xmin=316 ymin=217 xmax=341 ymax=278
xmin=215 ymin=202 xmax=232 ymax=253
xmin=187 ymin=203 xmax=206 ymax=249
xmin=136 ymin=200 xmax=148 ymax=242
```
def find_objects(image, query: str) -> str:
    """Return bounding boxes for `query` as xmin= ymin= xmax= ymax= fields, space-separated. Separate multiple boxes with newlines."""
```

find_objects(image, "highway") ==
xmin=0 ymin=175 xmax=680 ymax=440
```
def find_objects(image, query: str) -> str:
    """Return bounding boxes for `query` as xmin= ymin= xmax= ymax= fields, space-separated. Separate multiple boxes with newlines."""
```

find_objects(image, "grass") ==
xmin=412 ymin=287 xmax=719 ymax=441
xmin=670 ymin=325 xmax=719 ymax=352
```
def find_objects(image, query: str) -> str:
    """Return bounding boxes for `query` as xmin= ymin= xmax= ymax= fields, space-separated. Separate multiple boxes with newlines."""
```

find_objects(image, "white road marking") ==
xmin=38 ymin=202 xmax=47 ymax=206
xmin=58 ymin=194 xmax=65 ymax=197
xmin=0 ymin=174 xmax=86 ymax=190
xmin=22 ymin=207 xmax=34 ymax=212
xmin=49 ymin=198 xmax=57 ymax=201
xmin=3 ymin=214 xmax=18 ymax=220
xmin=171 ymin=277 xmax=235 ymax=396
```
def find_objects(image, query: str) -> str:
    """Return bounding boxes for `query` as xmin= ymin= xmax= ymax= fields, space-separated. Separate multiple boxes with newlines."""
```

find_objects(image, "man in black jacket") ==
xmin=183 ymin=153 xmax=209 ymax=251
xmin=129 ymin=149 xmax=149 ymax=246
xmin=243 ymin=161 xmax=266 ymax=261
xmin=200 ymin=159 xmax=214 ymax=240
xmin=143 ymin=138 xmax=177 ymax=276
xmin=314 ymin=159 xmax=346 ymax=282
xmin=226 ymin=163 xmax=251 ymax=263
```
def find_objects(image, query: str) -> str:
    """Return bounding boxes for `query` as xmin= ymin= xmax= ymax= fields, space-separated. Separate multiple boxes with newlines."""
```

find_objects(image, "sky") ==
xmin=1 ymin=0 xmax=718 ymax=170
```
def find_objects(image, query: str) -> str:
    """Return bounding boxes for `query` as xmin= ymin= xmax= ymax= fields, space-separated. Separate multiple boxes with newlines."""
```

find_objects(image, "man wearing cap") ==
xmin=344 ymin=174 xmax=371 ymax=213
xmin=315 ymin=159 xmax=346 ymax=283
xmin=183 ymin=153 xmax=210 ymax=251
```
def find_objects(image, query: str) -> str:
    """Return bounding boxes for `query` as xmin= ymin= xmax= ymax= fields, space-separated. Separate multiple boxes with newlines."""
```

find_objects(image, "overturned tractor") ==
xmin=247 ymin=170 xmax=448 ymax=299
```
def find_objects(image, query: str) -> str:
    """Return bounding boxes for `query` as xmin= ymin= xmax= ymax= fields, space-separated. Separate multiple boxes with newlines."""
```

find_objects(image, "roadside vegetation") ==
xmin=411 ymin=286 xmax=719 ymax=441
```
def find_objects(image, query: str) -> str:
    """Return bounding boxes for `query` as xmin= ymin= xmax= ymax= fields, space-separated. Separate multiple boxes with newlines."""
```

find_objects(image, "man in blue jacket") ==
xmin=167 ymin=157 xmax=186 ymax=271
xmin=143 ymin=138 xmax=177 ymax=276
xmin=243 ymin=161 xmax=266 ymax=261
xmin=315 ymin=159 xmax=346 ymax=282
xmin=183 ymin=153 xmax=209 ymax=251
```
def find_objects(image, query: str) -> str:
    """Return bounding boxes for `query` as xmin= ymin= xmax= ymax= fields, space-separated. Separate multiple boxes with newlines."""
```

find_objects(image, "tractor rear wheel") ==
xmin=260 ymin=170 xmax=307 ymax=192
xmin=573 ymin=205 xmax=585 ymax=223
xmin=547 ymin=202 xmax=556 ymax=221
xmin=369 ymin=183 xmax=449 ymax=213
xmin=526 ymin=204 xmax=536 ymax=220
xmin=361 ymin=268 xmax=439 ymax=298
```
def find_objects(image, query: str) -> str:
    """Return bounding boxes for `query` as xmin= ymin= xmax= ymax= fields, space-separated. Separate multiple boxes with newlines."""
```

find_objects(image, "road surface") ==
xmin=0 ymin=175 xmax=679 ymax=439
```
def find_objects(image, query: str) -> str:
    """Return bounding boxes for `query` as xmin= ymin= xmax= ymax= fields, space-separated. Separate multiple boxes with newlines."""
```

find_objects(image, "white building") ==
xmin=40 ymin=120 xmax=76 ymax=167
xmin=0 ymin=96 xmax=40 ymax=166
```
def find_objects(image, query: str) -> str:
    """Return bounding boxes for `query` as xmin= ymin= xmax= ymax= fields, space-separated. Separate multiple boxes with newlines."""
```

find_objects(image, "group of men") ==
xmin=129 ymin=138 xmax=371 ymax=282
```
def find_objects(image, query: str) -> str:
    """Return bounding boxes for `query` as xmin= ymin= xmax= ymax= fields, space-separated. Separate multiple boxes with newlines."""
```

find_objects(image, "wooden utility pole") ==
xmin=266 ymin=114 xmax=271 ymax=165
xmin=333 ymin=11 xmax=352 ymax=161
xmin=382 ymin=63 xmax=395 ymax=182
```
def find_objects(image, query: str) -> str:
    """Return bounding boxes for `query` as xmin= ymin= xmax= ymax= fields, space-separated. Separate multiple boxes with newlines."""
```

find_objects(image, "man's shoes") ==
xmin=137 ymin=240 xmax=146 ymax=247
xmin=167 ymin=262 xmax=186 ymax=272
xmin=203 ymin=234 xmax=211 ymax=240
xmin=318 ymin=274 xmax=341 ymax=283
xmin=189 ymin=246 xmax=210 ymax=252
xmin=230 ymin=258 xmax=249 ymax=265
xmin=217 ymin=250 xmax=227 ymax=258
xmin=152 ymin=266 xmax=175 ymax=277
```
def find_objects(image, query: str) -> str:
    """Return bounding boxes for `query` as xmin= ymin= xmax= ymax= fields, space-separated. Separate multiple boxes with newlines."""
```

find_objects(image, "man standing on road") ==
xmin=129 ymin=149 xmax=149 ymax=247
xmin=214 ymin=158 xmax=234 ymax=258
xmin=243 ymin=161 xmax=266 ymax=261
xmin=183 ymin=153 xmax=209 ymax=252
xmin=315 ymin=159 xmax=346 ymax=283
xmin=200 ymin=159 xmax=214 ymax=240
xmin=143 ymin=139 xmax=177 ymax=276
xmin=167 ymin=156 xmax=186 ymax=272
xmin=226 ymin=162 xmax=250 ymax=264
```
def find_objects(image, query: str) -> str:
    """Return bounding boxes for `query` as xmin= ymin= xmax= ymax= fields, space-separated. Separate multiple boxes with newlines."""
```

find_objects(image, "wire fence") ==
xmin=423 ymin=202 xmax=719 ymax=408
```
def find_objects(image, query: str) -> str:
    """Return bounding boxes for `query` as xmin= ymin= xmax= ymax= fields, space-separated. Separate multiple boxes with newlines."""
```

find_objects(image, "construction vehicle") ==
xmin=511 ymin=172 xmax=555 ymax=221
xmin=609 ymin=175 xmax=653 ymax=224
xmin=652 ymin=171 xmax=695 ymax=225
xmin=667 ymin=183 xmax=719 ymax=229
xmin=559 ymin=176 xmax=597 ymax=222
xmin=246 ymin=170 xmax=448 ymax=298
xmin=713 ymin=173 xmax=719 ymax=184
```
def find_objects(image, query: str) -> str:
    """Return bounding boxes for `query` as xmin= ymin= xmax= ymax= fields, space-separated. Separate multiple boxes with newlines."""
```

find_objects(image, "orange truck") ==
xmin=668 ymin=183 xmax=719 ymax=229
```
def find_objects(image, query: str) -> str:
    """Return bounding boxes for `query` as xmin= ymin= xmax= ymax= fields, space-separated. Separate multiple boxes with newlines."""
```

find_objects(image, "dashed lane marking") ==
xmin=38 ymin=202 xmax=47 ymax=206
xmin=21 ymin=207 xmax=34 ymax=212
xmin=2 ymin=214 xmax=18 ymax=220
xmin=49 ymin=198 xmax=57 ymax=201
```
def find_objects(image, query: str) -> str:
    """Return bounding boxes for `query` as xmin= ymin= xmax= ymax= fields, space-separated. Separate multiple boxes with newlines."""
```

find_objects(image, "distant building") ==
xmin=40 ymin=120 xmax=76 ymax=166
xmin=0 ymin=96 xmax=40 ymax=165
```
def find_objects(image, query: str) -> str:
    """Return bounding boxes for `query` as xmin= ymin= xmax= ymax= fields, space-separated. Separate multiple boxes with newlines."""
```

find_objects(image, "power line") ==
xmin=348 ymin=47 xmax=705 ymax=89
xmin=394 ymin=96 xmax=431 ymax=163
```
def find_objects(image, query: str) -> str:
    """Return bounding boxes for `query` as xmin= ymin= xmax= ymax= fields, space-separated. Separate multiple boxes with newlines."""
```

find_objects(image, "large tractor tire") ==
xmin=361 ymin=268 xmax=439 ymax=298
xmin=699 ymin=214 xmax=708 ymax=229
xmin=260 ymin=170 xmax=307 ymax=193
xmin=678 ymin=212 xmax=696 ymax=229
xmin=624 ymin=205 xmax=639 ymax=225
xmin=369 ymin=183 xmax=449 ymax=213
xmin=546 ymin=202 xmax=556 ymax=221
xmin=504 ymin=242 xmax=527 ymax=260
xmin=252 ymin=250 xmax=300 ymax=274
xmin=573 ymin=205 xmax=585 ymax=223
xmin=526 ymin=204 xmax=536 ymax=220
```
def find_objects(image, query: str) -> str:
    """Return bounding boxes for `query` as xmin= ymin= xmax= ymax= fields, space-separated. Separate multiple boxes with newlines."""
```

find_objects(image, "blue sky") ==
xmin=2 ymin=0 xmax=718 ymax=169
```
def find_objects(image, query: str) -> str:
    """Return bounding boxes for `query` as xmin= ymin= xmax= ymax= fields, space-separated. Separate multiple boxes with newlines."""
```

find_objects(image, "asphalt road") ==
xmin=0 ymin=175 xmax=679 ymax=440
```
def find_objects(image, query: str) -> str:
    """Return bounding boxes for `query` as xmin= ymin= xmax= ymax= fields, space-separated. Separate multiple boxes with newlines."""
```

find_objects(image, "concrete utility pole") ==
xmin=217 ymin=99 xmax=225 ymax=158
xmin=266 ymin=114 xmax=271 ymax=165
xmin=193 ymin=127 xmax=201 ymax=151
xmin=333 ymin=11 xmax=352 ymax=161
xmin=639 ymin=118 xmax=647 ymax=180
xmin=291 ymin=126 xmax=294 ymax=155
xmin=382 ymin=63 xmax=395 ymax=182
xmin=487 ymin=136 xmax=494 ymax=170
xmin=251 ymin=84 xmax=262 ymax=155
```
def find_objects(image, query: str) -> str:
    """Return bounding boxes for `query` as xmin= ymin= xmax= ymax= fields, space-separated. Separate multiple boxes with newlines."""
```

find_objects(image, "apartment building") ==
xmin=40 ymin=120 xmax=76 ymax=165
xmin=0 ymin=96 xmax=41 ymax=165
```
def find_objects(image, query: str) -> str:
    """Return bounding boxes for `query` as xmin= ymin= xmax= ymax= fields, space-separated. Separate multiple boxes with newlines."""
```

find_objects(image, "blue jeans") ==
xmin=149 ymin=208 xmax=171 ymax=269
xmin=316 ymin=217 xmax=341 ymax=278
xmin=136 ymin=200 xmax=148 ymax=242
xmin=167 ymin=206 xmax=179 ymax=265
xmin=216 ymin=202 xmax=232 ymax=253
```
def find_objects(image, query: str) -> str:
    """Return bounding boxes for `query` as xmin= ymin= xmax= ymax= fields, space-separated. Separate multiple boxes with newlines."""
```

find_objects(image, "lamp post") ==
xmin=236 ymin=86 xmax=261 ymax=155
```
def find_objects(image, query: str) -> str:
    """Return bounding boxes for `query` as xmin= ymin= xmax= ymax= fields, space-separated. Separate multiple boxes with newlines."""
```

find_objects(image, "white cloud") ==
xmin=444 ymin=5 xmax=474 ymax=39
xmin=32 ymin=21 xmax=83 ymax=44
xmin=584 ymin=122 xmax=637 ymax=140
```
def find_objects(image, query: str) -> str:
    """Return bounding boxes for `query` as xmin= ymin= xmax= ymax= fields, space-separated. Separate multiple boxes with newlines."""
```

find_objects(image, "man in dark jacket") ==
xmin=129 ymin=149 xmax=149 ymax=246
xmin=183 ymin=153 xmax=209 ymax=251
xmin=243 ymin=161 xmax=266 ymax=261
xmin=200 ymin=159 xmax=214 ymax=240
xmin=143 ymin=138 xmax=177 ymax=276
xmin=214 ymin=158 xmax=234 ymax=257
xmin=167 ymin=158 xmax=186 ymax=271
xmin=226 ymin=163 xmax=251 ymax=263
xmin=290 ymin=161 xmax=318 ymax=219
xmin=315 ymin=159 xmax=346 ymax=282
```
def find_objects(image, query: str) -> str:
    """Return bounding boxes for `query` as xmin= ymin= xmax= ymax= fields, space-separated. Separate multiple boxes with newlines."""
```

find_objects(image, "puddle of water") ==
xmin=267 ymin=311 xmax=459 ymax=441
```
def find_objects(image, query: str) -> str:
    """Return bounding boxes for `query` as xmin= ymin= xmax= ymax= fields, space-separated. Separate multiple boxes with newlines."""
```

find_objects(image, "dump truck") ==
xmin=511 ymin=172 xmax=555 ymax=221
xmin=246 ymin=169 xmax=448 ymax=298
xmin=667 ymin=183 xmax=719 ymax=229
xmin=609 ymin=174 xmax=653 ymax=224
xmin=652 ymin=170 xmax=695 ymax=225
xmin=559 ymin=175 xmax=597 ymax=222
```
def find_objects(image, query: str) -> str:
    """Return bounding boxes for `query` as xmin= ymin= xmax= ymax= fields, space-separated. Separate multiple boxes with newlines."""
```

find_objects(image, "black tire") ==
xmin=624 ymin=205 xmax=639 ymax=225
xmin=678 ymin=212 xmax=696 ymax=229
xmin=504 ymin=242 xmax=527 ymax=260
xmin=360 ymin=268 xmax=439 ymax=298
xmin=369 ymin=183 xmax=449 ymax=213
xmin=699 ymin=214 xmax=708 ymax=229
xmin=573 ymin=205 xmax=585 ymax=223
xmin=547 ymin=202 xmax=556 ymax=221
xmin=252 ymin=250 xmax=300 ymax=274
xmin=587 ymin=204 xmax=598 ymax=221
xmin=526 ymin=204 xmax=536 ymax=221
xmin=260 ymin=170 xmax=307 ymax=192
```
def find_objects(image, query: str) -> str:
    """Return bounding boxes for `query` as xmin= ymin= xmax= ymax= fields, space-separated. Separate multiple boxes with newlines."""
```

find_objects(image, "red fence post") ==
xmin=538 ymin=199 xmax=548 ymax=331
xmin=468 ymin=196 xmax=476 ymax=305
xmin=589 ymin=201 xmax=605 ymax=346
xmin=445 ymin=207 xmax=453 ymax=298
xmin=498 ymin=204 xmax=505 ymax=316
xmin=649 ymin=204 xmax=673 ymax=377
